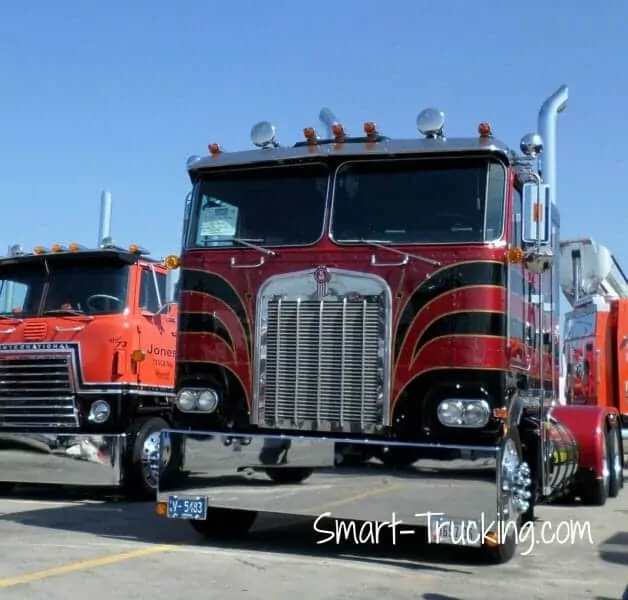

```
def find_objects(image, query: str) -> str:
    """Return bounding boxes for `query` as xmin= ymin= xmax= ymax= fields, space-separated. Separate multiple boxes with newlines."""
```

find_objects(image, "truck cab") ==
xmin=561 ymin=238 xmax=627 ymax=475
xmin=0 ymin=239 xmax=179 ymax=497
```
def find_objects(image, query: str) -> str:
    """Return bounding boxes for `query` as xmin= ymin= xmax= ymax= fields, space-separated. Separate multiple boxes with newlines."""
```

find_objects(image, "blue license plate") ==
xmin=167 ymin=495 xmax=207 ymax=520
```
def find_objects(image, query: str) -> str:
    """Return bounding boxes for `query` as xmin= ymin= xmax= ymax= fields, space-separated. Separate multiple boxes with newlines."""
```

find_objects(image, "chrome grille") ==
xmin=255 ymin=268 xmax=392 ymax=434
xmin=0 ymin=354 xmax=78 ymax=428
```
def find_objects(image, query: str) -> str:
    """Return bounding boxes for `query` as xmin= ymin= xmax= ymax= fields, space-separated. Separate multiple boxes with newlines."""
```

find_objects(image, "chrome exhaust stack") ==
xmin=537 ymin=85 xmax=568 ymax=202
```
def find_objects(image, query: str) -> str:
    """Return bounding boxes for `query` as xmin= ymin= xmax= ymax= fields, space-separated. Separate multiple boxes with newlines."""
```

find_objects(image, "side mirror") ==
xmin=522 ymin=181 xmax=550 ymax=244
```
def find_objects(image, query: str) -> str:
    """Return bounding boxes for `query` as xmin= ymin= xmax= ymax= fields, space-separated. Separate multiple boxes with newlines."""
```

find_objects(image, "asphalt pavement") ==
xmin=0 ymin=473 xmax=626 ymax=599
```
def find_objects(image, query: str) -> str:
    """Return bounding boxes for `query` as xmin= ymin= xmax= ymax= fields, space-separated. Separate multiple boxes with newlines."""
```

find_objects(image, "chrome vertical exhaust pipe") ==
xmin=537 ymin=85 xmax=568 ymax=204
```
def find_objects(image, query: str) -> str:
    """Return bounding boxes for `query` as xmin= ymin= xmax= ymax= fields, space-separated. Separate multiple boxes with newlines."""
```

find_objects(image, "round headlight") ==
xmin=437 ymin=400 xmax=463 ymax=425
xmin=176 ymin=390 xmax=197 ymax=411
xmin=197 ymin=390 xmax=219 ymax=412
xmin=88 ymin=400 xmax=111 ymax=424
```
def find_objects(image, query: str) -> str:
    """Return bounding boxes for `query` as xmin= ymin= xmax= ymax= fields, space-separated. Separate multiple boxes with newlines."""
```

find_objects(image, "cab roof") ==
xmin=186 ymin=135 xmax=514 ymax=177
xmin=0 ymin=247 xmax=162 ymax=268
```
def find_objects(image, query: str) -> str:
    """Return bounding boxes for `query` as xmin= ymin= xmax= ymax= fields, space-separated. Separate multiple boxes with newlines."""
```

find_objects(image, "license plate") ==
xmin=167 ymin=495 xmax=207 ymax=520
xmin=430 ymin=518 xmax=481 ymax=546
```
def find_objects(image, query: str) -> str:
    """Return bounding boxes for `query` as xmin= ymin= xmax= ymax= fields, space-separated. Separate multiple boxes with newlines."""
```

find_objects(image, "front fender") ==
xmin=550 ymin=405 xmax=619 ymax=476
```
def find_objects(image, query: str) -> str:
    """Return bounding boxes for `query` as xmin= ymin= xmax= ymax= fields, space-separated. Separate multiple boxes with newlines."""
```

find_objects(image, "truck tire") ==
xmin=579 ymin=431 xmax=610 ymax=506
xmin=608 ymin=426 xmax=623 ymax=498
xmin=265 ymin=467 xmax=313 ymax=484
xmin=482 ymin=426 xmax=529 ymax=564
xmin=189 ymin=508 xmax=258 ymax=539
xmin=124 ymin=416 xmax=179 ymax=499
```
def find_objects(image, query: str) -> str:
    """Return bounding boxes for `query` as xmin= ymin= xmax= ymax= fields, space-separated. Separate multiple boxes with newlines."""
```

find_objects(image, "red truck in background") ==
xmin=0 ymin=191 xmax=181 ymax=498
xmin=561 ymin=238 xmax=627 ymax=491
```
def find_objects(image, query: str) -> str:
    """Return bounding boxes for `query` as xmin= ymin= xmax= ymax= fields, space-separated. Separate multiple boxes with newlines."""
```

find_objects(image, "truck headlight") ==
xmin=437 ymin=399 xmax=490 ymax=428
xmin=175 ymin=388 xmax=219 ymax=413
xmin=88 ymin=400 xmax=111 ymax=424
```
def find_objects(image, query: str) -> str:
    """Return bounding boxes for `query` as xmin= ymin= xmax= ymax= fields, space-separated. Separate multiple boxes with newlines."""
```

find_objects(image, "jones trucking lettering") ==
xmin=146 ymin=344 xmax=176 ymax=358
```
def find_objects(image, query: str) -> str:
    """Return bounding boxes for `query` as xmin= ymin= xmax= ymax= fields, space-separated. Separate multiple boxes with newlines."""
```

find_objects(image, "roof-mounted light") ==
xmin=332 ymin=123 xmax=345 ymax=142
xmin=33 ymin=246 xmax=48 ymax=254
xmin=416 ymin=108 xmax=445 ymax=138
xmin=520 ymin=133 xmax=544 ymax=157
xmin=363 ymin=121 xmax=378 ymax=139
xmin=129 ymin=243 xmax=149 ymax=255
xmin=68 ymin=242 xmax=84 ymax=252
xmin=250 ymin=121 xmax=278 ymax=148
xmin=303 ymin=127 xmax=318 ymax=144
xmin=164 ymin=255 xmax=180 ymax=270
xmin=9 ymin=244 xmax=24 ymax=257
xmin=208 ymin=143 xmax=222 ymax=156
xmin=51 ymin=243 xmax=66 ymax=253
xmin=478 ymin=122 xmax=492 ymax=138
xmin=186 ymin=155 xmax=201 ymax=169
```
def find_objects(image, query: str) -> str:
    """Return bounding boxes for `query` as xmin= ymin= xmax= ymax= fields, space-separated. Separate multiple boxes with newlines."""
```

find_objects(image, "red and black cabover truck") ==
xmin=154 ymin=85 xmax=622 ymax=563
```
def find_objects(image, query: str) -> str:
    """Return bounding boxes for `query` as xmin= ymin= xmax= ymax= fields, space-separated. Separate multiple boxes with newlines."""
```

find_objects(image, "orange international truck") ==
xmin=0 ymin=192 xmax=180 ymax=498
xmin=153 ymin=85 xmax=623 ymax=563
xmin=561 ymin=238 xmax=627 ymax=492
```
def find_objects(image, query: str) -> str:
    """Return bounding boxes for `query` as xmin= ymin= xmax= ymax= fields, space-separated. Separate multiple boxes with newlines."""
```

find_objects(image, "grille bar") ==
xmin=0 ymin=354 xmax=78 ymax=428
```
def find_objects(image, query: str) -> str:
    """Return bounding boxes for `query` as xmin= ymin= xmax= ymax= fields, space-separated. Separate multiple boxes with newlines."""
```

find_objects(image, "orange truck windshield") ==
xmin=0 ymin=255 xmax=130 ymax=317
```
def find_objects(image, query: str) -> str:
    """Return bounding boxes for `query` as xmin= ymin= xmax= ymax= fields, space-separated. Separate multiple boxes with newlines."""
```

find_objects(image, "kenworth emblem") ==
xmin=313 ymin=266 xmax=331 ymax=297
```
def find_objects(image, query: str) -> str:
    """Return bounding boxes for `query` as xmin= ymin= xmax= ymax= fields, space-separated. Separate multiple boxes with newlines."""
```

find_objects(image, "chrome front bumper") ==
xmin=0 ymin=433 xmax=125 ymax=487
xmin=156 ymin=431 xmax=523 ymax=543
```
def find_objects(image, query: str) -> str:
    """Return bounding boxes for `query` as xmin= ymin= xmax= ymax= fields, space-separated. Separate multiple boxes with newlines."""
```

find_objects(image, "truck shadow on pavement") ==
xmin=0 ymin=486 xmax=513 ymax=573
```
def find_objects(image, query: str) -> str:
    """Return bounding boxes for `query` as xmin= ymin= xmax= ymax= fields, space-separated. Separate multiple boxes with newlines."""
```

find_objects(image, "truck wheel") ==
xmin=482 ymin=427 xmax=530 ymax=564
xmin=124 ymin=416 xmax=178 ymax=499
xmin=579 ymin=431 xmax=610 ymax=506
xmin=265 ymin=467 xmax=313 ymax=484
xmin=189 ymin=508 xmax=258 ymax=539
xmin=608 ymin=427 xmax=623 ymax=498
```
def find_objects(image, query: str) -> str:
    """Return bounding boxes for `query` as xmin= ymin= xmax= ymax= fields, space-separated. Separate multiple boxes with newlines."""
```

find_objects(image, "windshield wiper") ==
xmin=344 ymin=239 xmax=441 ymax=266
xmin=42 ymin=308 xmax=94 ymax=319
xmin=232 ymin=238 xmax=277 ymax=256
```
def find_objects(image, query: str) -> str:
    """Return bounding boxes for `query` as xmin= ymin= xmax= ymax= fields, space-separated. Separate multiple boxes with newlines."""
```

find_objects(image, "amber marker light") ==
xmin=131 ymin=349 xmax=146 ymax=362
xmin=303 ymin=127 xmax=317 ymax=144
xmin=165 ymin=255 xmax=180 ymax=269
xmin=478 ymin=122 xmax=492 ymax=138
xmin=507 ymin=247 xmax=524 ymax=263
xmin=332 ymin=123 xmax=345 ymax=142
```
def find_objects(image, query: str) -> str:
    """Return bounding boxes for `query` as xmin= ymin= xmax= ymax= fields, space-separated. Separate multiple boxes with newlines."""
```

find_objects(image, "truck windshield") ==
xmin=186 ymin=163 xmax=329 ymax=248
xmin=0 ymin=259 xmax=130 ymax=317
xmin=330 ymin=157 xmax=506 ymax=244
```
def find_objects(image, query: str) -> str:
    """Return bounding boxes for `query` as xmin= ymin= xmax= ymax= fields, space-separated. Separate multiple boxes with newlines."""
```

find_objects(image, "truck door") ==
xmin=138 ymin=266 xmax=176 ymax=386
xmin=563 ymin=308 xmax=597 ymax=405
xmin=508 ymin=185 xmax=532 ymax=370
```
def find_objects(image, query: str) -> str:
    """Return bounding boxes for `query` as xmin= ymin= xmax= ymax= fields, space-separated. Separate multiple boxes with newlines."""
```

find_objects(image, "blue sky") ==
xmin=1 ymin=0 xmax=626 ymax=310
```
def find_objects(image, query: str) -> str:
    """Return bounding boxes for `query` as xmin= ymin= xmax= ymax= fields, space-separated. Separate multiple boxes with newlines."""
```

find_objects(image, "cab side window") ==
xmin=139 ymin=268 xmax=167 ymax=313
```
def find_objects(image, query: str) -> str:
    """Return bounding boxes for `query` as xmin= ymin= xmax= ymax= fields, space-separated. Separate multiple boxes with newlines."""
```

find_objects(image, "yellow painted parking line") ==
xmin=0 ymin=544 xmax=176 ymax=589
xmin=0 ymin=482 xmax=405 ymax=588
